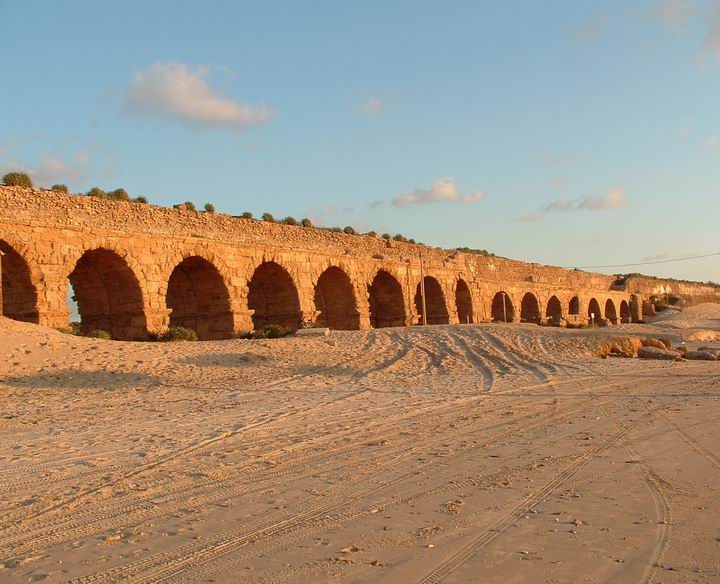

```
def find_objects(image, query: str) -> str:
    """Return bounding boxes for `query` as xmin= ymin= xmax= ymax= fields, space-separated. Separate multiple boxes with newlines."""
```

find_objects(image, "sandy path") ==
xmin=1 ymin=305 xmax=719 ymax=583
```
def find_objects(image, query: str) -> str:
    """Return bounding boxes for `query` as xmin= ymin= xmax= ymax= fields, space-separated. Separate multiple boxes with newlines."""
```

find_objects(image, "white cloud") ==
xmin=520 ymin=187 xmax=628 ymax=221
xmin=578 ymin=187 xmax=627 ymax=209
xmin=650 ymin=0 xmax=699 ymax=33
xmin=392 ymin=177 xmax=484 ymax=207
xmin=359 ymin=96 xmax=384 ymax=116
xmin=124 ymin=61 xmax=272 ymax=130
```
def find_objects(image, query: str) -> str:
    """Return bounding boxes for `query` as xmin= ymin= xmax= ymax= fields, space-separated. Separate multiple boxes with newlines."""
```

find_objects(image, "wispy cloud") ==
xmin=705 ymin=134 xmax=720 ymax=152
xmin=301 ymin=204 xmax=338 ymax=226
xmin=543 ymin=199 xmax=573 ymax=212
xmin=124 ymin=61 xmax=273 ymax=130
xmin=649 ymin=0 xmax=720 ymax=62
xmin=575 ymin=15 xmax=608 ymax=43
xmin=359 ymin=96 xmax=384 ymax=117
xmin=392 ymin=177 xmax=484 ymax=207
xmin=577 ymin=187 xmax=627 ymax=209
xmin=0 ymin=151 xmax=90 ymax=187
xmin=520 ymin=187 xmax=628 ymax=221
xmin=649 ymin=0 xmax=700 ymax=33
xmin=701 ymin=17 xmax=720 ymax=59
xmin=519 ymin=211 xmax=543 ymax=222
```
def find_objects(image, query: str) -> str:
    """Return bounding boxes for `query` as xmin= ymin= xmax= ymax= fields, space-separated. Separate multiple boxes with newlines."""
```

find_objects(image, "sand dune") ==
xmin=1 ymin=306 xmax=719 ymax=583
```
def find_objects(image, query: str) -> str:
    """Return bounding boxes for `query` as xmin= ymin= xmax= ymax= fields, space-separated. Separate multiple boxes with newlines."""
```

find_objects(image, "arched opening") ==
xmin=248 ymin=261 xmax=302 ymax=331
xmin=314 ymin=266 xmax=360 ymax=330
xmin=605 ymin=299 xmax=618 ymax=324
xmin=414 ymin=276 xmax=449 ymax=325
xmin=166 ymin=256 xmax=234 ymax=340
xmin=545 ymin=295 xmax=562 ymax=324
xmin=520 ymin=292 xmax=541 ymax=324
xmin=0 ymin=240 xmax=39 ymax=323
xmin=587 ymin=298 xmax=602 ymax=325
xmin=368 ymin=270 xmax=405 ymax=328
xmin=68 ymin=248 xmax=147 ymax=340
xmin=569 ymin=296 xmax=580 ymax=315
xmin=620 ymin=300 xmax=630 ymax=323
xmin=491 ymin=291 xmax=515 ymax=323
xmin=455 ymin=279 xmax=473 ymax=324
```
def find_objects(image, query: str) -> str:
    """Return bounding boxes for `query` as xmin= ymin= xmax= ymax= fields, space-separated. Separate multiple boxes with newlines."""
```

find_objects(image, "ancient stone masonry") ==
xmin=1 ymin=186 xmax=717 ymax=340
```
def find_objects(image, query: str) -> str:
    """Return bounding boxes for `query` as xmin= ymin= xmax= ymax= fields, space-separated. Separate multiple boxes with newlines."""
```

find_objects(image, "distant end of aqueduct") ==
xmin=1 ymin=186 xmax=718 ymax=340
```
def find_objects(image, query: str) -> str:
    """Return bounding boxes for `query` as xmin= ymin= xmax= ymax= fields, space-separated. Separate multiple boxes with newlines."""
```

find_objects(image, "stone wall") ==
xmin=0 ymin=185 xmax=711 ymax=339
xmin=620 ymin=276 xmax=720 ymax=306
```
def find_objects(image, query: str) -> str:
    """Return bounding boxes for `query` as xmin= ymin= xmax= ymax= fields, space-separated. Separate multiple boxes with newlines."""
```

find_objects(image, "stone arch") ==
xmin=491 ymin=291 xmax=515 ymax=322
xmin=620 ymin=299 xmax=630 ymax=323
xmin=545 ymin=295 xmax=563 ymax=323
xmin=569 ymin=296 xmax=580 ymax=315
xmin=587 ymin=298 xmax=602 ymax=325
xmin=0 ymin=239 xmax=39 ymax=323
xmin=520 ymin=292 xmax=541 ymax=324
xmin=605 ymin=299 xmax=618 ymax=324
xmin=68 ymin=248 xmax=148 ymax=340
xmin=166 ymin=256 xmax=234 ymax=340
xmin=414 ymin=276 xmax=449 ymax=325
xmin=247 ymin=261 xmax=302 ymax=331
xmin=314 ymin=266 xmax=360 ymax=330
xmin=368 ymin=270 xmax=405 ymax=328
xmin=455 ymin=279 xmax=473 ymax=324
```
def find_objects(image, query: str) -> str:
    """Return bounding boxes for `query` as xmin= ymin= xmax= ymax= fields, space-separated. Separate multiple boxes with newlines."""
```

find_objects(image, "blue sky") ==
xmin=2 ymin=0 xmax=719 ymax=282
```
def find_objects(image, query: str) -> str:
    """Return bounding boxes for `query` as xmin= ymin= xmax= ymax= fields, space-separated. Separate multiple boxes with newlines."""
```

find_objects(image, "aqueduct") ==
xmin=1 ymin=187 xmax=718 ymax=340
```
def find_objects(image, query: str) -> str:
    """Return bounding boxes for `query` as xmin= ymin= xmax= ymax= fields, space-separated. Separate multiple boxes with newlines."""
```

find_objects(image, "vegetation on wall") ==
xmin=2 ymin=172 xmax=33 ymax=188
xmin=1 ymin=178 xmax=474 ymax=252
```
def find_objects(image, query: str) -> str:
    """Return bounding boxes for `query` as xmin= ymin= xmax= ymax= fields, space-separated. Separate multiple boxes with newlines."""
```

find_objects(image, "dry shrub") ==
xmin=3 ymin=172 xmax=32 ymax=188
xmin=86 ymin=329 xmax=111 ymax=340
xmin=158 ymin=326 xmax=198 ymax=342
xmin=251 ymin=324 xmax=291 ymax=339
xmin=687 ymin=330 xmax=720 ymax=342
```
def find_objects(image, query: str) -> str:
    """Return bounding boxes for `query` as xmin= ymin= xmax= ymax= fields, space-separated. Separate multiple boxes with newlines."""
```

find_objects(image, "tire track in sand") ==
xmin=414 ymin=413 xmax=650 ymax=584
xmin=68 ymin=387 xmax=627 ymax=584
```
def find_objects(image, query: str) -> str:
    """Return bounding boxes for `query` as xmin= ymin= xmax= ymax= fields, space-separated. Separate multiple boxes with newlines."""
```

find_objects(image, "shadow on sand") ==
xmin=178 ymin=353 xmax=271 ymax=367
xmin=1 ymin=369 xmax=162 ymax=390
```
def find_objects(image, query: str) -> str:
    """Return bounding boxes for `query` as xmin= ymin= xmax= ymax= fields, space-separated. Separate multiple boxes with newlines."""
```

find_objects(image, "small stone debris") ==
xmin=638 ymin=346 xmax=683 ymax=361
xmin=296 ymin=328 xmax=330 ymax=337
xmin=442 ymin=499 xmax=464 ymax=514
xmin=340 ymin=546 xmax=360 ymax=554
xmin=684 ymin=350 xmax=718 ymax=361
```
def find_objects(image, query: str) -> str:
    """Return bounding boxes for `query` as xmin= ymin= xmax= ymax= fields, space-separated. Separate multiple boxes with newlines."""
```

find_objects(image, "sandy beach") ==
xmin=1 ymin=305 xmax=719 ymax=583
